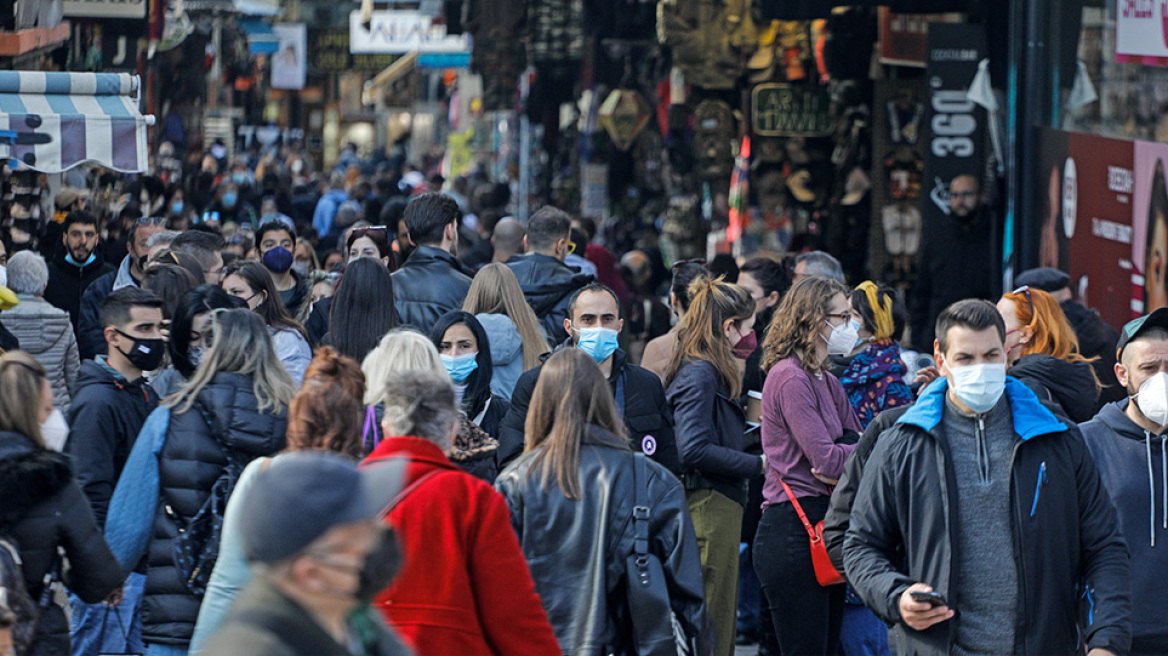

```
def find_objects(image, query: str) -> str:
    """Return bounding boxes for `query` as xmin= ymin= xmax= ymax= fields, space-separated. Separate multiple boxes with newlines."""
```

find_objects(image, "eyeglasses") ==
xmin=137 ymin=216 xmax=168 ymax=227
xmin=1011 ymin=285 xmax=1035 ymax=325
xmin=672 ymin=258 xmax=706 ymax=270
xmin=825 ymin=312 xmax=852 ymax=322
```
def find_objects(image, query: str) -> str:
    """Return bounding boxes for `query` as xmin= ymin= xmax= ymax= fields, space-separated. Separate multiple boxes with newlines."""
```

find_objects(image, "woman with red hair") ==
xmin=996 ymin=286 xmax=1100 ymax=422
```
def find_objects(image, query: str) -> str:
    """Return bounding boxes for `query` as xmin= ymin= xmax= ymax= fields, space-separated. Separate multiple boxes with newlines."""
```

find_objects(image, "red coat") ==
xmin=362 ymin=436 xmax=560 ymax=656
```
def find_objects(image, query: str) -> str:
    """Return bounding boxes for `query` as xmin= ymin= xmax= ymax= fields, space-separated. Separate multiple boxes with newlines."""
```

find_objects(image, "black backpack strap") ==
xmin=632 ymin=452 xmax=650 ymax=557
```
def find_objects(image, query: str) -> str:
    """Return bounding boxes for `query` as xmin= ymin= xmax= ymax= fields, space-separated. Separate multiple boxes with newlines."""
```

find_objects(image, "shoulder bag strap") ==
xmin=378 ymin=468 xmax=445 ymax=518
xmin=632 ymin=452 xmax=650 ymax=556
xmin=775 ymin=475 xmax=817 ymax=542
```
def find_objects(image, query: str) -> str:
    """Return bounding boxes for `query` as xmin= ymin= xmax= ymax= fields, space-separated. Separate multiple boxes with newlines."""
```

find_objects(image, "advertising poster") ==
xmin=1116 ymin=0 xmax=1168 ymax=65
xmin=1132 ymin=141 xmax=1168 ymax=317
xmin=271 ymin=24 xmax=307 ymax=91
xmin=1037 ymin=129 xmax=1135 ymax=328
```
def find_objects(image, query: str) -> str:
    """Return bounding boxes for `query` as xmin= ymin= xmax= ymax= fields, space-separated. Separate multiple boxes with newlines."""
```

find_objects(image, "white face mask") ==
xmin=1135 ymin=372 xmax=1168 ymax=428
xmin=823 ymin=319 xmax=859 ymax=356
xmin=949 ymin=362 xmax=1007 ymax=413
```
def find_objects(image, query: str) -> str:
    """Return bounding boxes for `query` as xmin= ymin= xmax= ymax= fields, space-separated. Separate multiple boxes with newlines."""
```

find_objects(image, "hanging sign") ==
xmin=349 ymin=11 xmax=470 ymax=54
xmin=1117 ymin=0 xmax=1168 ymax=65
xmin=751 ymin=84 xmax=832 ymax=137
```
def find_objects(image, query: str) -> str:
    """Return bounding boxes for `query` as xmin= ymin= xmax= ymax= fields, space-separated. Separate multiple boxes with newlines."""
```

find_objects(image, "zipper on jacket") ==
xmin=1009 ymin=441 xmax=1030 ymax=654
xmin=1029 ymin=461 xmax=1047 ymax=518
xmin=1082 ymin=584 xmax=1095 ymax=626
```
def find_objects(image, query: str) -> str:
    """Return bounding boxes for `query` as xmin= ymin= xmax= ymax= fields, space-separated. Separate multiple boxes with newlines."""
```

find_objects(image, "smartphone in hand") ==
xmin=910 ymin=590 xmax=948 ymax=607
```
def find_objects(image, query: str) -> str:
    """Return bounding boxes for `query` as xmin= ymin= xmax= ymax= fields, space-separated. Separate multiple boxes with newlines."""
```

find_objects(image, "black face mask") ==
xmin=355 ymin=528 xmax=402 ymax=602
xmin=115 ymin=329 xmax=166 ymax=372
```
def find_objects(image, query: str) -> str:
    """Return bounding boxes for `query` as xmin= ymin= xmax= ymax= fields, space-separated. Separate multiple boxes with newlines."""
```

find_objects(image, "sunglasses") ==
xmin=1011 ymin=285 xmax=1035 ymax=325
xmin=137 ymin=216 xmax=168 ymax=227
xmin=350 ymin=226 xmax=389 ymax=240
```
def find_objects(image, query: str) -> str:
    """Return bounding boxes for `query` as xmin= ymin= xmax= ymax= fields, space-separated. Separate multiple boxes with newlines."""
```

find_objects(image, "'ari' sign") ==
xmin=751 ymin=84 xmax=832 ymax=137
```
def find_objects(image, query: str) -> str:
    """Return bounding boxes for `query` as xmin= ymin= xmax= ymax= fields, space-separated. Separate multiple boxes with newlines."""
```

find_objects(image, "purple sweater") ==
xmin=761 ymin=355 xmax=859 ymax=509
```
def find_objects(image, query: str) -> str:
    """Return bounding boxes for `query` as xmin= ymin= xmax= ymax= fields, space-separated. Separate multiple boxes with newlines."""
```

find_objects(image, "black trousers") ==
xmin=753 ymin=497 xmax=845 ymax=656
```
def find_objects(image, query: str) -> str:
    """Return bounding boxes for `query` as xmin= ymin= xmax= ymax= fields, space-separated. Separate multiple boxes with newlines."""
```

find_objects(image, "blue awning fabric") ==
xmin=238 ymin=19 xmax=279 ymax=55
xmin=0 ymin=72 xmax=154 ymax=174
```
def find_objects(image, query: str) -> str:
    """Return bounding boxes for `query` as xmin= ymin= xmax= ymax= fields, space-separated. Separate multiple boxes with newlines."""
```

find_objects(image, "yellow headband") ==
xmin=857 ymin=281 xmax=893 ymax=340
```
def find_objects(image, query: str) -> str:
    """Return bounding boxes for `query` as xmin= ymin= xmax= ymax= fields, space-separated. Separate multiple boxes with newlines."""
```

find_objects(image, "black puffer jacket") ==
xmin=142 ymin=372 xmax=288 ymax=647
xmin=43 ymin=249 xmax=114 ymax=331
xmin=1009 ymin=353 xmax=1099 ymax=423
xmin=0 ymin=432 xmax=123 ymax=656
xmin=506 ymin=253 xmax=593 ymax=344
xmin=495 ymin=431 xmax=713 ymax=655
xmin=390 ymin=246 xmax=474 ymax=333
xmin=498 ymin=349 xmax=680 ymax=475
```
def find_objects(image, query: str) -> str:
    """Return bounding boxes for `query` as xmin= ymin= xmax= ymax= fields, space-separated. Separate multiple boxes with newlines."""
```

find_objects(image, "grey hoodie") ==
xmin=3 ymin=294 xmax=80 ymax=410
xmin=1081 ymin=400 xmax=1168 ymax=652
xmin=476 ymin=313 xmax=524 ymax=400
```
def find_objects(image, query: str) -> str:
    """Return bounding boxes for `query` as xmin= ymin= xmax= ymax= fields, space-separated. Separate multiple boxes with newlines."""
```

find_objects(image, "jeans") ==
xmin=753 ymin=498 xmax=844 ymax=655
xmin=686 ymin=488 xmax=743 ymax=656
xmin=737 ymin=543 xmax=760 ymax=638
xmin=69 ymin=572 xmax=146 ymax=656
xmin=840 ymin=602 xmax=892 ymax=656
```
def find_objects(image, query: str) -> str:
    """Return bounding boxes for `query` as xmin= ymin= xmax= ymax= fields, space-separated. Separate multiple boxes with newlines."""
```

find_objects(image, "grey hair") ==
xmin=165 ymin=308 xmax=296 ymax=415
xmin=7 ymin=251 xmax=48 ymax=295
xmin=379 ymin=370 xmax=457 ymax=449
xmin=360 ymin=329 xmax=444 ymax=405
xmin=795 ymin=251 xmax=845 ymax=282
xmin=147 ymin=230 xmax=181 ymax=250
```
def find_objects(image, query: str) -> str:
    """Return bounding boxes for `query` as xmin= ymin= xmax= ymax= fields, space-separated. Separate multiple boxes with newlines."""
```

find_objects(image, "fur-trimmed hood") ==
xmin=0 ymin=432 xmax=73 ymax=526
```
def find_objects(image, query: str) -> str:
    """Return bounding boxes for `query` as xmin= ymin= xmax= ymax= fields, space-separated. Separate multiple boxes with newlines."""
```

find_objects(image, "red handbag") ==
xmin=776 ymin=476 xmax=845 ymax=587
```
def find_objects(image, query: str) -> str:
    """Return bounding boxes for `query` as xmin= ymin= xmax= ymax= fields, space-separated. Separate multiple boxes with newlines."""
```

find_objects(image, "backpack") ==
xmin=0 ymin=534 xmax=42 ymax=656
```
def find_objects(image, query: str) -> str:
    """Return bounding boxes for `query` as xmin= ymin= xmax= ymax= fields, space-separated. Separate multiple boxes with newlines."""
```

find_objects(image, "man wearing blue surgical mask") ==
xmin=843 ymin=298 xmax=1130 ymax=656
xmin=498 ymin=283 xmax=681 ymax=476
xmin=256 ymin=221 xmax=311 ymax=320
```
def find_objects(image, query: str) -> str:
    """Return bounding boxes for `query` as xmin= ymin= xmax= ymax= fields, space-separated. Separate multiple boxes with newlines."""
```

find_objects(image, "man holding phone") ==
xmin=843 ymin=299 xmax=1131 ymax=655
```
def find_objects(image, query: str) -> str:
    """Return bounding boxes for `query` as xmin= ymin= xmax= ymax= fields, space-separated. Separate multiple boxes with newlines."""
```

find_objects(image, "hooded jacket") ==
xmin=4 ymin=294 xmax=80 ymax=410
xmin=366 ymin=437 xmax=560 ymax=655
xmin=1061 ymin=300 xmax=1126 ymax=407
xmin=1008 ymin=353 xmax=1100 ymax=423
xmin=0 ymin=432 xmax=123 ymax=655
xmin=1082 ymin=400 xmax=1168 ymax=653
xmin=77 ymin=255 xmax=138 ymax=361
xmin=391 ymin=246 xmax=474 ymax=333
xmin=477 ymin=312 xmax=525 ymax=400
xmin=277 ymin=268 xmax=313 ymax=324
xmin=506 ymin=253 xmax=594 ymax=344
xmin=843 ymin=378 xmax=1131 ymax=656
xmin=66 ymin=358 xmax=159 ymax=527
xmin=43 ymin=248 xmax=114 ymax=331
xmin=495 ymin=430 xmax=713 ymax=656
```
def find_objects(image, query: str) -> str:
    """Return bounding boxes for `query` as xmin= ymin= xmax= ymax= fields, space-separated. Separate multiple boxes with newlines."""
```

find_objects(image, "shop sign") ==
xmin=272 ymin=24 xmax=307 ymax=91
xmin=349 ymin=11 xmax=471 ymax=55
xmin=1038 ymin=128 xmax=1135 ymax=328
xmin=1116 ymin=0 xmax=1168 ymax=64
xmin=751 ymin=84 xmax=832 ymax=137
xmin=921 ymin=23 xmax=986 ymax=220
xmin=878 ymin=9 xmax=963 ymax=67
xmin=63 ymin=0 xmax=146 ymax=19
xmin=309 ymin=29 xmax=397 ymax=74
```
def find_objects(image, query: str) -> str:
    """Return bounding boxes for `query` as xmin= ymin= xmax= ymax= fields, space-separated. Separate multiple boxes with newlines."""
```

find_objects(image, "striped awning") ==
xmin=0 ymin=71 xmax=154 ymax=174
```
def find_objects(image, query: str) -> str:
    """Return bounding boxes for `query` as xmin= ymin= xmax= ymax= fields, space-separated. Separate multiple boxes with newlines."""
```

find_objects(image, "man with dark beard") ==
xmin=44 ymin=210 xmax=114 ymax=331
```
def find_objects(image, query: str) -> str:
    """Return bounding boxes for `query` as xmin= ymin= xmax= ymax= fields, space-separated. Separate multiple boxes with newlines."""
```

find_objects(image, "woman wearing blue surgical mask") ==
xmin=429 ymin=312 xmax=510 ymax=481
xmin=664 ymin=277 xmax=763 ymax=656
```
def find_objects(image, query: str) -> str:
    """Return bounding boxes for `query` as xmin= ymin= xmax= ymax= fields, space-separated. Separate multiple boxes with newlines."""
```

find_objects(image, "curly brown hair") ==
xmin=761 ymin=276 xmax=849 ymax=374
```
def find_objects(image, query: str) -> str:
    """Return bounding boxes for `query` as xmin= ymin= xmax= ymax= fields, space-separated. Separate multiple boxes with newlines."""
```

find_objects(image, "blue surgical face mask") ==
xmin=65 ymin=252 xmax=97 ymax=268
xmin=441 ymin=352 xmax=479 ymax=384
xmin=171 ymin=200 xmax=184 ymax=215
xmin=574 ymin=326 xmax=620 ymax=363
xmin=223 ymin=192 xmax=237 ymax=208
xmin=189 ymin=346 xmax=205 ymax=369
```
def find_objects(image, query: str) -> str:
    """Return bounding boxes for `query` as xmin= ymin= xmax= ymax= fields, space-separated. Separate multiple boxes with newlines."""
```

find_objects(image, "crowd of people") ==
xmin=0 ymin=155 xmax=1159 ymax=656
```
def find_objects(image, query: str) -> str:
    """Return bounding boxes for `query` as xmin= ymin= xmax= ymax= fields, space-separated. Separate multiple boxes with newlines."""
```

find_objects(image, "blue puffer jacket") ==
xmin=477 ymin=312 xmax=524 ymax=400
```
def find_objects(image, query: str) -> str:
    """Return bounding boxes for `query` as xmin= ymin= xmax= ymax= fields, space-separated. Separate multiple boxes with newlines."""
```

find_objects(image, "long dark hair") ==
xmin=170 ymin=284 xmax=244 ymax=378
xmin=221 ymin=260 xmax=307 ymax=339
xmin=428 ymin=311 xmax=493 ymax=418
xmin=329 ymin=257 xmax=398 ymax=364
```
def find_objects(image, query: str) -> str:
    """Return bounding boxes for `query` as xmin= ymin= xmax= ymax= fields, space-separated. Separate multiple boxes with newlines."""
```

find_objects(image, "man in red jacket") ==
xmin=361 ymin=370 xmax=560 ymax=655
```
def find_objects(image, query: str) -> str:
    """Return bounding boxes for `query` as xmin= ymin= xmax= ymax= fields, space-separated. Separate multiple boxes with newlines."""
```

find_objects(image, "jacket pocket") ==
xmin=1029 ymin=461 xmax=1047 ymax=518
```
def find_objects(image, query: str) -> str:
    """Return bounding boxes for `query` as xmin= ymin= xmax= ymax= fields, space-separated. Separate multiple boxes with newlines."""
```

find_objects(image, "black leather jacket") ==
xmin=390 ymin=246 xmax=474 ymax=333
xmin=496 ymin=431 xmax=713 ymax=656
xmin=506 ymin=253 xmax=593 ymax=343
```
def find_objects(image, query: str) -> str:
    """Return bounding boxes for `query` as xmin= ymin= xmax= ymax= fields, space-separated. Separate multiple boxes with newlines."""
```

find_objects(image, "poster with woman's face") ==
xmin=1132 ymin=142 xmax=1168 ymax=317
xmin=271 ymin=23 xmax=306 ymax=90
